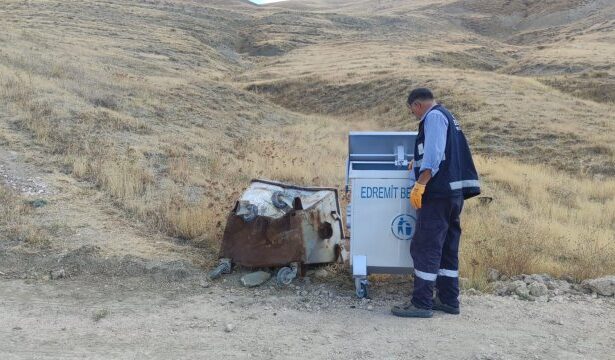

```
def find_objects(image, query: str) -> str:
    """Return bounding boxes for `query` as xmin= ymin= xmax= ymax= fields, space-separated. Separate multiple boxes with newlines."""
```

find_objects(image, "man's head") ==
xmin=407 ymin=88 xmax=435 ymax=120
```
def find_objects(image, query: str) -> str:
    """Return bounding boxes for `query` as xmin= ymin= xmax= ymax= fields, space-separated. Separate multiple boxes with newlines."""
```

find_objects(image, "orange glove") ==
xmin=410 ymin=182 xmax=426 ymax=209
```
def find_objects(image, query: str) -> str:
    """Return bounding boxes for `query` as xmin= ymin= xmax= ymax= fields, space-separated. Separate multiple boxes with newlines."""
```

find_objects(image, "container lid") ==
xmin=348 ymin=131 xmax=417 ymax=163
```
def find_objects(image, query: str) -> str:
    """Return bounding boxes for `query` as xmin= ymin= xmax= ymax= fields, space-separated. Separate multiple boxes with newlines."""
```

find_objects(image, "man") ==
xmin=391 ymin=88 xmax=480 ymax=318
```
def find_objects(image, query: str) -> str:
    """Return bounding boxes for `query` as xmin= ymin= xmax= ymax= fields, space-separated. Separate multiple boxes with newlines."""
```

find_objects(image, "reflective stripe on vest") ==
xmin=449 ymin=180 xmax=480 ymax=190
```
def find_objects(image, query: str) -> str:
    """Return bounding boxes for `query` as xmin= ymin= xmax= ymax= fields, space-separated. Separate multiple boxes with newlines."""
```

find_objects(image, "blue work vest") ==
xmin=413 ymin=104 xmax=481 ymax=200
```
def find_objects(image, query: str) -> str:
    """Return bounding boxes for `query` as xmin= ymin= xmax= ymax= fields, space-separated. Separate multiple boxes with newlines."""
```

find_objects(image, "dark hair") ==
xmin=407 ymin=88 xmax=434 ymax=105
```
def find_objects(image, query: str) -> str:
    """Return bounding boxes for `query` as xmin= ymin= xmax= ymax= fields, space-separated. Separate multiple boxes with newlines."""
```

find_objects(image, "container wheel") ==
xmin=208 ymin=258 xmax=232 ymax=280
xmin=276 ymin=266 xmax=296 ymax=286
xmin=355 ymin=278 xmax=368 ymax=298
xmin=271 ymin=191 xmax=289 ymax=209
xmin=241 ymin=204 xmax=258 ymax=222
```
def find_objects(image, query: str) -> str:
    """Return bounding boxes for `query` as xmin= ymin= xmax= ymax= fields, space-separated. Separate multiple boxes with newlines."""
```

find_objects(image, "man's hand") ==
xmin=410 ymin=182 xmax=426 ymax=209
xmin=408 ymin=160 xmax=414 ymax=171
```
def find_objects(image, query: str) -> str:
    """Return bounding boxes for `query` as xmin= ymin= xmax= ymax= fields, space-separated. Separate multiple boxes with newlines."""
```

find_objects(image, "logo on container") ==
xmin=391 ymin=214 xmax=415 ymax=240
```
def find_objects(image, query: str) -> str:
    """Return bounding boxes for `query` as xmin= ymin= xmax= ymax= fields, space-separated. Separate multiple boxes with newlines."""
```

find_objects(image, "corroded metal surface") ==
xmin=221 ymin=211 xmax=305 ymax=268
xmin=219 ymin=179 xmax=344 ymax=268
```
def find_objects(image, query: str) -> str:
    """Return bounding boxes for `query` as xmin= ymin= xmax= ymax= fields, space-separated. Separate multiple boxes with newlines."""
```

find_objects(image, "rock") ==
xmin=546 ymin=281 xmax=557 ymax=290
xmin=92 ymin=309 xmax=109 ymax=322
xmin=367 ymin=305 xmax=374 ymax=311
xmin=27 ymin=199 xmax=48 ymax=208
xmin=486 ymin=268 xmax=500 ymax=282
xmin=508 ymin=280 xmax=525 ymax=293
xmin=224 ymin=323 xmax=235 ymax=333
xmin=554 ymin=280 xmax=571 ymax=292
xmin=314 ymin=269 xmax=328 ymax=279
xmin=49 ymin=269 xmax=65 ymax=280
xmin=528 ymin=274 xmax=552 ymax=284
xmin=492 ymin=281 xmax=509 ymax=296
xmin=299 ymin=290 xmax=308 ymax=296
xmin=465 ymin=288 xmax=482 ymax=296
xmin=240 ymin=271 xmax=271 ymax=288
xmin=199 ymin=279 xmax=211 ymax=288
xmin=528 ymin=281 xmax=548 ymax=297
xmin=582 ymin=276 xmax=615 ymax=296
xmin=511 ymin=280 xmax=533 ymax=300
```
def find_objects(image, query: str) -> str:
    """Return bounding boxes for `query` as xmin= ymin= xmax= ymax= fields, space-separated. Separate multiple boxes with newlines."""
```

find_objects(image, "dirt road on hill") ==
xmin=1 ymin=277 xmax=614 ymax=360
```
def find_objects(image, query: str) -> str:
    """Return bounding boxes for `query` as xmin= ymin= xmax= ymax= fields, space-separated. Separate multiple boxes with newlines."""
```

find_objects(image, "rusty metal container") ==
xmin=216 ymin=179 xmax=345 ymax=283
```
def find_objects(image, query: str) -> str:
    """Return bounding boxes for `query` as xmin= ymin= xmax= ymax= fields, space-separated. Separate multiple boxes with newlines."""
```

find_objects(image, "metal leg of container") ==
xmin=352 ymin=255 xmax=369 ymax=298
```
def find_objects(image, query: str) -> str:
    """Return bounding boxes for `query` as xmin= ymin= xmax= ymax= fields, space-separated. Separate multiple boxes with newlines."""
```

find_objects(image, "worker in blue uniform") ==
xmin=392 ymin=88 xmax=480 ymax=318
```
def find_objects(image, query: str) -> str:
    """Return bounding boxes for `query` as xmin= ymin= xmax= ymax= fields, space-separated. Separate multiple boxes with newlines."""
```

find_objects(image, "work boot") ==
xmin=432 ymin=298 xmax=460 ymax=315
xmin=391 ymin=302 xmax=433 ymax=318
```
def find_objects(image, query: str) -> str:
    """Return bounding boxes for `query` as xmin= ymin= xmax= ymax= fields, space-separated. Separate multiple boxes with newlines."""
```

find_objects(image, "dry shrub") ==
xmin=162 ymin=198 xmax=217 ymax=240
xmin=0 ymin=72 xmax=55 ymax=143
xmin=92 ymin=159 xmax=154 ymax=202
xmin=0 ymin=71 xmax=35 ymax=106
xmin=168 ymin=156 xmax=190 ymax=184
xmin=71 ymin=155 xmax=89 ymax=179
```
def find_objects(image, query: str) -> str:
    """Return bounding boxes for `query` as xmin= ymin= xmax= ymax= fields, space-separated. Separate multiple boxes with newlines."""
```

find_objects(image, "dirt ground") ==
xmin=1 ymin=275 xmax=614 ymax=360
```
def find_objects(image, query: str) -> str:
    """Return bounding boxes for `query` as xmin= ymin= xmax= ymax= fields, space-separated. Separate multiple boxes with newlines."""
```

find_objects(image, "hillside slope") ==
xmin=0 ymin=0 xmax=614 ymax=282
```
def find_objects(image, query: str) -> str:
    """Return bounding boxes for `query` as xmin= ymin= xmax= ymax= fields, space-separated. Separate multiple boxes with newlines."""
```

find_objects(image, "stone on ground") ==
xmin=582 ymin=276 xmax=615 ymax=296
xmin=241 ymin=271 xmax=271 ymax=287
xmin=528 ymin=281 xmax=548 ymax=297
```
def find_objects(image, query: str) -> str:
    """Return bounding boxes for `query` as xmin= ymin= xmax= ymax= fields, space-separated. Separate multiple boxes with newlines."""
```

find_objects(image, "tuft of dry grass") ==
xmin=168 ymin=156 xmax=191 ymax=184
xmin=161 ymin=199 xmax=218 ymax=241
xmin=0 ymin=185 xmax=49 ymax=247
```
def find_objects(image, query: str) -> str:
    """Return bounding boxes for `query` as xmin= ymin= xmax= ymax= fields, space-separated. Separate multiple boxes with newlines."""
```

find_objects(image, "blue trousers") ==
xmin=410 ymin=196 xmax=464 ymax=309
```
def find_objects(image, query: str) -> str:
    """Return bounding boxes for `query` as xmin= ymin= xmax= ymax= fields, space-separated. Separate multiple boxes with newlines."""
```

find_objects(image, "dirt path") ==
xmin=1 ymin=278 xmax=614 ymax=360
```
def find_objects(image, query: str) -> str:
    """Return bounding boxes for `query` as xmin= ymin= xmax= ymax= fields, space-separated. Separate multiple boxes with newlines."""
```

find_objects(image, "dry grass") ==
xmin=539 ymin=74 xmax=615 ymax=104
xmin=0 ymin=185 xmax=49 ymax=247
xmin=1 ymin=0 xmax=614 ymax=284
xmin=462 ymin=156 xmax=615 ymax=285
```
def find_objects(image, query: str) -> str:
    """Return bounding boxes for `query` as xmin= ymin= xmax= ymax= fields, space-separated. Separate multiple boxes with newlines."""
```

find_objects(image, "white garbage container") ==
xmin=345 ymin=132 xmax=418 ymax=298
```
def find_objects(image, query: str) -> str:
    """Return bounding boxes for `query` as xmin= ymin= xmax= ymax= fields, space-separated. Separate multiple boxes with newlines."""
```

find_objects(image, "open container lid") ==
xmin=346 ymin=132 xmax=417 ymax=187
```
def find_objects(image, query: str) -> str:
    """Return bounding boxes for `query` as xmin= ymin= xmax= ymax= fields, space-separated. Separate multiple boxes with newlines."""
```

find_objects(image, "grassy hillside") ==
xmin=1 ymin=0 xmax=614 ymax=284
